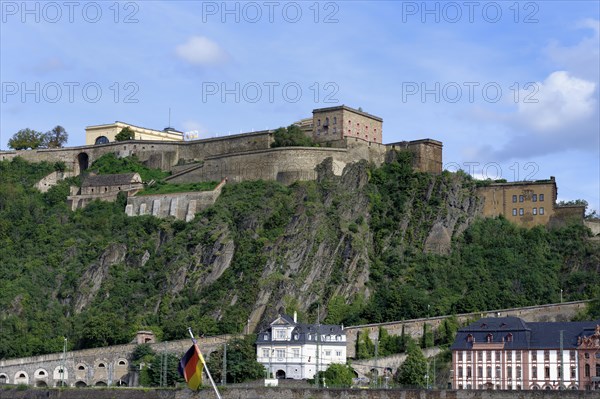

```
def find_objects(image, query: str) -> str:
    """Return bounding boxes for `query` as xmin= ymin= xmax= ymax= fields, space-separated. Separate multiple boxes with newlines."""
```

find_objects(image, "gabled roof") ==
xmin=82 ymin=173 xmax=142 ymax=187
xmin=270 ymin=314 xmax=296 ymax=327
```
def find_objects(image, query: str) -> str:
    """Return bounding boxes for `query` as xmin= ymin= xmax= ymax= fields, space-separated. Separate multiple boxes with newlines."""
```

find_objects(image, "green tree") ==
xmin=315 ymin=363 xmax=355 ymax=387
xmin=42 ymin=125 xmax=68 ymax=148
xmin=270 ymin=125 xmax=316 ymax=148
xmin=115 ymin=126 xmax=135 ymax=141
xmin=146 ymin=353 xmax=184 ymax=387
xmin=8 ymin=128 xmax=44 ymax=150
xmin=206 ymin=336 xmax=264 ymax=383
xmin=356 ymin=330 xmax=375 ymax=359
xmin=395 ymin=342 xmax=428 ymax=387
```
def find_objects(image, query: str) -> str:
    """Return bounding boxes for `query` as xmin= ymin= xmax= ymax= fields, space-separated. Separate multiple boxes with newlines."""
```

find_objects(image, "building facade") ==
xmin=451 ymin=317 xmax=600 ymax=390
xmin=477 ymin=178 xmax=557 ymax=227
xmin=85 ymin=122 xmax=183 ymax=146
xmin=67 ymin=173 xmax=143 ymax=210
xmin=256 ymin=314 xmax=347 ymax=380
xmin=311 ymin=105 xmax=383 ymax=144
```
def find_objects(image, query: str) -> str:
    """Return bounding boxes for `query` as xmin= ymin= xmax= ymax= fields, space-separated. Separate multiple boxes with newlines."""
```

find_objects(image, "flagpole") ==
xmin=188 ymin=328 xmax=222 ymax=399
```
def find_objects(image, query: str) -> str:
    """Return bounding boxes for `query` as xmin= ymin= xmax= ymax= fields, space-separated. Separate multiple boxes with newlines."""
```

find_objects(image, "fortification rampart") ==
xmin=125 ymin=179 xmax=227 ymax=221
xmin=344 ymin=300 xmax=589 ymax=358
xmin=166 ymin=146 xmax=350 ymax=185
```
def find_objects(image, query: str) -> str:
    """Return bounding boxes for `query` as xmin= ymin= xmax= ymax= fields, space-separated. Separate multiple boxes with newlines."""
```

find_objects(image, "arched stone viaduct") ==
xmin=0 ymin=335 xmax=236 ymax=388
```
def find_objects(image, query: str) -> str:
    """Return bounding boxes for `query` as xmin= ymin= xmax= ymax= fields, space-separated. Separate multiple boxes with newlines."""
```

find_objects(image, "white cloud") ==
xmin=175 ymin=36 xmax=229 ymax=66
xmin=544 ymin=19 xmax=599 ymax=81
xmin=515 ymin=71 xmax=597 ymax=132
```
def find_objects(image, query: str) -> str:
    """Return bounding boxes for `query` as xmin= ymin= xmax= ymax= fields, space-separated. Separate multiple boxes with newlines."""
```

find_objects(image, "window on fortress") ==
xmin=519 ymin=208 xmax=524 ymax=216
xmin=318 ymin=119 xmax=321 ymax=126
xmin=78 ymin=365 xmax=85 ymax=370
xmin=539 ymin=194 xmax=544 ymax=201
xmin=533 ymin=208 xmax=537 ymax=215
xmin=540 ymin=207 xmax=544 ymax=215
xmin=519 ymin=195 xmax=524 ymax=202
xmin=333 ymin=117 xmax=337 ymax=124
xmin=512 ymin=209 xmax=517 ymax=216
xmin=533 ymin=194 xmax=537 ymax=202
xmin=512 ymin=195 xmax=517 ymax=203
xmin=98 ymin=363 xmax=106 ymax=368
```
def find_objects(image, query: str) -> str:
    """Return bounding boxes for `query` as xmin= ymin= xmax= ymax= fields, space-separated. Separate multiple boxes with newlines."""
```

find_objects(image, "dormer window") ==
xmin=294 ymin=334 xmax=299 ymax=340
xmin=506 ymin=333 xmax=513 ymax=342
xmin=467 ymin=334 xmax=474 ymax=343
xmin=487 ymin=333 xmax=493 ymax=343
xmin=264 ymin=333 xmax=269 ymax=340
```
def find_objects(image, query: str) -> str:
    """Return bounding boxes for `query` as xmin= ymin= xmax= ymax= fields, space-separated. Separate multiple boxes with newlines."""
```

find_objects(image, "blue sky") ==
xmin=1 ymin=1 xmax=599 ymax=212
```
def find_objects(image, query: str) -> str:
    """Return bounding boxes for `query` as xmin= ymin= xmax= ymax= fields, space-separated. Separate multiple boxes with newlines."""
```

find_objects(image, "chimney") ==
xmin=293 ymin=311 xmax=297 ymax=323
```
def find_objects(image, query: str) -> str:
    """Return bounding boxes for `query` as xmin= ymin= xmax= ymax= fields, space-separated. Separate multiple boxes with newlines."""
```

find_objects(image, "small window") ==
xmin=512 ymin=195 xmax=517 ymax=203
xmin=519 ymin=195 xmax=524 ymax=202
xmin=544 ymin=350 xmax=550 ymax=361
xmin=507 ymin=333 xmax=513 ymax=342
xmin=467 ymin=334 xmax=474 ymax=343
xmin=262 ymin=349 xmax=269 ymax=357
xmin=496 ymin=366 xmax=501 ymax=378
xmin=540 ymin=207 xmax=544 ymax=215
xmin=532 ymin=351 xmax=537 ymax=361
xmin=532 ymin=194 xmax=537 ymax=202
xmin=318 ymin=119 xmax=321 ymax=126
xmin=477 ymin=351 xmax=483 ymax=361
xmin=507 ymin=351 xmax=512 ymax=361
xmin=467 ymin=366 xmax=472 ymax=377
xmin=495 ymin=351 xmax=501 ymax=361
xmin=458 ymin=366 xmax=463 ymax=378
xmin=532 ymin=366 xmax=537 ymax=379
xmin=98 ymin=363 xmax=105 ymax=368
xmin=487 ymin=334 xmax=493 ymax=343
xmin=507 ymin=366 xmax=512 ymax=379
xmin=118 ymin=360 xmax=126 ymax=365
xmin=570 ymin=350 xmax=576 ymax=361
xmin=333 ymin=117 xmax=337 ymax=125
xmin=517 ymin=366 xmax=522 ymax=378
xmin=512 ymin=208 xmax=517 ymax=216
xmin=325 ymin=350 xmax=331 ymax=356
xmin=539 ymin=194 xmax=544 ymax=201
xmin=78 ymin=365 xmax=85 ymax=370
xmin=545 ymin=366 xmax=550 ymax=378
xmin=336 ymin=350 xmax=341 ymax=356
xmin=519 ymin=208 xmax=524 ymax=216
xmin=487 ymin=366 xmax=492 ymax=378
xmin=533 ymin=207 xmax=537 ymax=215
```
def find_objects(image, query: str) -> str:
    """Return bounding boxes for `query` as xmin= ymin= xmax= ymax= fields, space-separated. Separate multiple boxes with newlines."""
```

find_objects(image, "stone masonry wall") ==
xmin=344 ymin=301 xmax=589 ymax=358
xmin=0 ymin=335 xmax=237 ymax=388
xmin=125 ymin=179 xmax=227 ymax=221
xmin=2 ymin=387 xmax=599 ymax=399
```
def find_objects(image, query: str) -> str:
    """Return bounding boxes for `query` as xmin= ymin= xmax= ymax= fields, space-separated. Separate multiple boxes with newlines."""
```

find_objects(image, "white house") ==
xmin=256 ymin=313 xmax=347 ymax=380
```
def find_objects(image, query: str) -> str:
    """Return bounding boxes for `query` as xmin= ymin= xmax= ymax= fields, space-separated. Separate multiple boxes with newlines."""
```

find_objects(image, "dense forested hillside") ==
xmin=0 ymin=154 xmax=598 ymax=359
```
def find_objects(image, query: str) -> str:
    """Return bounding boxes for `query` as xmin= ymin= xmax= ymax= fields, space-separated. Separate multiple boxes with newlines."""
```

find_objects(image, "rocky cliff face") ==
xmin=67 ymin=156 xmax=483 ymax=333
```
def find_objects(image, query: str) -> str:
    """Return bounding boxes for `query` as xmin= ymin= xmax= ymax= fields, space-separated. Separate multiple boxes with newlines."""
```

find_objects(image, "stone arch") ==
xmin=116 ymin=380 xmax=128 ymax=387
xmin=35 ymin=381 xmax=48 ymax=387
xmin=75 ymin=381 xmax=87 ymax=388
xmin=95 ymin=381 xmax=107 ymax=386
xmin=543 ymin=384 xmax=553 ymax=390
xmin=34 ymin=368 xmax=48 ymax=379
xmin=77 ymin=152 xmax=89 ymax=173
xmin=275 ymin=369 xmax=286 ymax=379
xmin=14 ymin=371 xmax=28 ymax=385
xmin=55 ymin=381 xmax=67 ymax=387
xmin=0 ymin=373 xmax=9 ymax=384
xmin=117 ymin=358 xmax=128 ymax=367
xmin=95 ymin=136 xmax=109 ymax=145
xmin=76 ymin=363 xmax=87 ymax=371
xmin=53 ymin=365 xmax=68 ymax=380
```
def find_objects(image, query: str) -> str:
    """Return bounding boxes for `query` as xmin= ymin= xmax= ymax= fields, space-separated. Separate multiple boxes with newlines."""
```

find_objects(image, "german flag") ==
xmin=178 ymin=343 xmax=205 ymax=390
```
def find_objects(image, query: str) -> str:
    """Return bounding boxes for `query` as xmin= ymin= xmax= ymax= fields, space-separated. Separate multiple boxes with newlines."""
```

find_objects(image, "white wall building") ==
xmin=256 ymin=313 xmax=347 ymax=380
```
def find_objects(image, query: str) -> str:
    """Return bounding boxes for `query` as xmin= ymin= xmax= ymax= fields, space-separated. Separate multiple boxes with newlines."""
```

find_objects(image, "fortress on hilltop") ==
xmin=0 ymin=105 xmax=443 ymax=182
xmin=0 ymin=105 xmax=587 ymax=227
